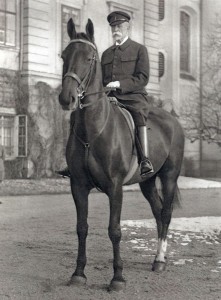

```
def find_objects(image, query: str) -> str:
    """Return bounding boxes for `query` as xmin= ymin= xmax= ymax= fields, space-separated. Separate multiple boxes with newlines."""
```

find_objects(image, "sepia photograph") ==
xmin=0 ymin=0 xmax=221 ymax=299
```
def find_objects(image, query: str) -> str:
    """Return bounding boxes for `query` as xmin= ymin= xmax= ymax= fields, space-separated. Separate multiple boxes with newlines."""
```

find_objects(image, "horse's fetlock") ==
xmin=77 ymin=257 xmax=87 ymax=267
xmin=113 ymin=261 xmax=123 ymax=271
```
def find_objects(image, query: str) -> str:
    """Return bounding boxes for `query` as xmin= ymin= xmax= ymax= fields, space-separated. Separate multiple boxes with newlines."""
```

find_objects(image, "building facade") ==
xmin=0 ymin=0 xmax=220 ymax=178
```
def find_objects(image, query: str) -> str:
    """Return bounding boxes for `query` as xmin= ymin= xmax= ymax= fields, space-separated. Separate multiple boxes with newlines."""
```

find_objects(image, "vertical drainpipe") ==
xmin=199 ymin=0 xmax=203 ymax=177
xmin=19 ymin=0 xmax=24 ymax=71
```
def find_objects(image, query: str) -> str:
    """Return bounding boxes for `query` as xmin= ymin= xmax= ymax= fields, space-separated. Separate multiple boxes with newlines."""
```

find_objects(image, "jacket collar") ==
xmin=110 ymin=38 xmax=131 ymax=51
xmin=116 ymin=36 xmax=128 ymax=46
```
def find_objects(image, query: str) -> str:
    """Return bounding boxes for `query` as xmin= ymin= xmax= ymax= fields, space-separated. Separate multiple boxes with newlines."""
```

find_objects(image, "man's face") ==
xmin=111 ymin=22 xmax=129 ymax=43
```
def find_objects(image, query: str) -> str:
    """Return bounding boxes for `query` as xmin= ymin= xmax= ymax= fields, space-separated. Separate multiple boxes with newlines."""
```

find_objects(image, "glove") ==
xmin=106 ymin=81 xmax=120 ymax=88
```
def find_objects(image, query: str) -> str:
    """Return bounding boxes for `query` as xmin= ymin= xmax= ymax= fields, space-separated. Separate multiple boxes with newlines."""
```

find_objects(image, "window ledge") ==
xmin=0 ymin=45 xmax=19 ymax=52
xmin=180 ymin=73 xmax=196 ymax=81
xmin=5 ymin=156 xmax=17 ymax=161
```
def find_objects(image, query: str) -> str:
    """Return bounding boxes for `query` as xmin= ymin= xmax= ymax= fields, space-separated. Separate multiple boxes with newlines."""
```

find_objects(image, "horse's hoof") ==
xmin=152 ymin=260 xmax=166 ymax=272
xmin=68 ymin=275 xmax=87 ymax=286
xmin=109 ymin=280 xmax=126 ymax=292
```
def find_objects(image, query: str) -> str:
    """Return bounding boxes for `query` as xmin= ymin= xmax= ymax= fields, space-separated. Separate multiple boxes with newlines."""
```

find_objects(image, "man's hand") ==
xmin=106 ymin=81 xmax=120 ymax=89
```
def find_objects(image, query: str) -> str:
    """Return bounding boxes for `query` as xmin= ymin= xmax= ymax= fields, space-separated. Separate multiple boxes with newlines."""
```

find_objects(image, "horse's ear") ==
xmin=86 ymin=19 xmax=94 ymax=42
xmin=67 ymin=18 xmax=77 ymax=39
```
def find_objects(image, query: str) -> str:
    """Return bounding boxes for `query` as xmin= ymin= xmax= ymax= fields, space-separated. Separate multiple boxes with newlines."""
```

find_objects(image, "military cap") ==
xmin=107 ymin=11 xmax=130 ymax=26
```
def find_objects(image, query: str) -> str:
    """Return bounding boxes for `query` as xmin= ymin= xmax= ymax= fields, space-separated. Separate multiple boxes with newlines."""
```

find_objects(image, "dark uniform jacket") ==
xmin=101 ymin=38 xmax=150 ymax=125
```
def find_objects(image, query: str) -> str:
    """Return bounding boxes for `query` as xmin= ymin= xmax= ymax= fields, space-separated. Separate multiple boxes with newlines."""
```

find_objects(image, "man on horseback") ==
xmin=101 ymin=11 xmax=154 ymax=176
xmin=57 ymin=11 xmax=153 ymax=178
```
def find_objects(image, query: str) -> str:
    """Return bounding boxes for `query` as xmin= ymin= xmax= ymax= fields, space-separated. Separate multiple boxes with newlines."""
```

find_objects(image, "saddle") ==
xmin=108 ymin=97 xmax=139 ymax=184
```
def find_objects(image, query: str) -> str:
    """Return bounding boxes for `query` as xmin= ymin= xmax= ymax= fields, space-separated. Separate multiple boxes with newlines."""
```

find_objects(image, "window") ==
xmin=61 ymin=5 xmax=81 ymax=50
xmin=0 ymin=115 xmax=14 ymax=156
xmin=159 ymin=52 xmax=165 ymax=78
xmin=0 ymin=114 xmax=27 ymax=158
xmin=159 ymin=0 xmax=165 ymax=21
xmin=0 ymin=0 xmax=16 ymax=46
xmin=180 ymin=11 xmax=190 ymax=73
xmin=18 ymin=115 xmax=27 ymax=157
xmin=180 ymin=7 xmax=199 ymax=81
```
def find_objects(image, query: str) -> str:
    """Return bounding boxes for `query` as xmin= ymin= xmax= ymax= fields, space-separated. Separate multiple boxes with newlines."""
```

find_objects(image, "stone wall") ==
xmin=0 ymin=69 xmax=66 ymax=178
xmin=26 ymin=81 xmax=65 ymax=178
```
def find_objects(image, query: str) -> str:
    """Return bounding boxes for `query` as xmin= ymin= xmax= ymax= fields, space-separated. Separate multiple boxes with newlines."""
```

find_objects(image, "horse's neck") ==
xmin=74 ymin=62 xmax=109 ymax=142
xmin=74 ymin=92 xmax=109 ymax=143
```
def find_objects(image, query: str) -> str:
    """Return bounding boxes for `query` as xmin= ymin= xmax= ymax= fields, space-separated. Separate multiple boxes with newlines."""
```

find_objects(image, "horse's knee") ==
xmin=108 ymin=226 xmax=121 ymax=243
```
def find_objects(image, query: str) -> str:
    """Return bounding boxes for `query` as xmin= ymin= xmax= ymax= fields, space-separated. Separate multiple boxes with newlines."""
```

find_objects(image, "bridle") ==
xmin=63 ymin=39 xmax=104 ymax=109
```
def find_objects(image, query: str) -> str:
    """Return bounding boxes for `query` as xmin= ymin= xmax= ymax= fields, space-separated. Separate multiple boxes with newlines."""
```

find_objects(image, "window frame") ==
xmin=180 ymin=11 xmax=191 ymax=75
xmin=0 ymin=114 xmax=27 ymax=160
xmin=0 ymin=0 xmax=17 ymax=47
xmin=179 ymin=8 xmax=199 ymax=82
xmin=61 ymin=4 xmax=81 ymax=51
xmin=159 ymin=0 xmax=165 ymax=21
xmin=17 ymin=115 xmax=27 ymax=157
xmin=0 ymin=114 xmax=15 ymax=158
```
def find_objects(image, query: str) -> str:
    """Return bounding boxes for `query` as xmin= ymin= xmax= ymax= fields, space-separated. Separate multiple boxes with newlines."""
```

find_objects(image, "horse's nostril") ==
xmin=69 ymin=96 xmax=77 ymax=111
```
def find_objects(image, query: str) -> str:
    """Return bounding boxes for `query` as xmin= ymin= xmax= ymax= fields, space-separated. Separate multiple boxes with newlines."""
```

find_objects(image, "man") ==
xmin=57 ymin=10 xmax=153 ymax=178
xmin=101 ymin=11 xmax=153 ymax=176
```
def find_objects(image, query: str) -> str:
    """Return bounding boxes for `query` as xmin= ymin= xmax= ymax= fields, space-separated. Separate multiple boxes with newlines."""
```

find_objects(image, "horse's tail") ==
xmin=173 ymin=184 xmax=182 ymax=209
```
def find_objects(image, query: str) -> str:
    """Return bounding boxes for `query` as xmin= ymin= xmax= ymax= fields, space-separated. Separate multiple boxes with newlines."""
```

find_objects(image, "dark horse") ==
xmin=59 ymin=18 xmax=184 ymax=291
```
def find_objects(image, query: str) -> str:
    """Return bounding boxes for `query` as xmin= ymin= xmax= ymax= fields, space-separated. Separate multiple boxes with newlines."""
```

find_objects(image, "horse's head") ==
xmin=59 ymin=18 xmax=97 ymax=111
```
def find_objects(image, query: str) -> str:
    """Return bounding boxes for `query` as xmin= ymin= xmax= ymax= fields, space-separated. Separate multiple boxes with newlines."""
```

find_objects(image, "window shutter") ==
xmin=180 ymin=11 xmax=190 ymax=73
xmin=159 ymin=0 xmax=165 ymax=21
xmin=17 ymin=115 xmax=27 ymax=157
xmin=159 ymin=52 xmax=165 ymax=78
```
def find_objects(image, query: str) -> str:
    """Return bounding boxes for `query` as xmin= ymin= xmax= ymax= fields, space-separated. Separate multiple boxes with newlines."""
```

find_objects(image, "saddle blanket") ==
xmin=109 ymin=98 xmax=139 ymax=184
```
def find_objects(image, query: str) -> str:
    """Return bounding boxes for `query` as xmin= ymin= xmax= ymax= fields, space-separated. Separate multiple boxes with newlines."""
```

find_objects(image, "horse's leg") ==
xmin=108 ymin=185 xmax=126 ymax=291
xmin=69 ymin=180 xmax=90 ymax=285
xmin=139 ymin=176 xmax=165 ymax=271
xmin=152 ymin=170 xmax=179 ymax=271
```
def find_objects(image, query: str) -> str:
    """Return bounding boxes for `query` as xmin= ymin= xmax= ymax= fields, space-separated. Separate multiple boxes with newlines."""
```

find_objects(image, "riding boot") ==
xmin=137 ymin=126 xmax=154 ymax=176
xmin=56 ymin=167 xmax=70 ymax=178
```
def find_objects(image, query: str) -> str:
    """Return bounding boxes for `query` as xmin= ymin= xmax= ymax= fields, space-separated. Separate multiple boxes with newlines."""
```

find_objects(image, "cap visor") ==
xmin=110 ymin=20 xmax=128 ymax=26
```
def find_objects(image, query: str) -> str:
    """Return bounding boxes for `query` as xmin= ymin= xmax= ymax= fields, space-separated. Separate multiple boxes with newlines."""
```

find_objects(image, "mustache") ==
xmin=112 ymin=32 xmax=122 ymax=37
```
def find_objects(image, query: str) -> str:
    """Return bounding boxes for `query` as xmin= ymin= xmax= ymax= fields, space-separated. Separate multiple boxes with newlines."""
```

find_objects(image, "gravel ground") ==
xmin=0 ymin=191 xmax=220 ymax=300
xmin=0 ymin=178 xmax=71 ymax=196
xmin=0 ymin=176 xmax=221 ymax=197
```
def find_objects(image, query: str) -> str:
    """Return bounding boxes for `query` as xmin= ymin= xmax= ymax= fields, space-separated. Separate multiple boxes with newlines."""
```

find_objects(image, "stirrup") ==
xmin=140 ymin=158 xmax=154 ymax=177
